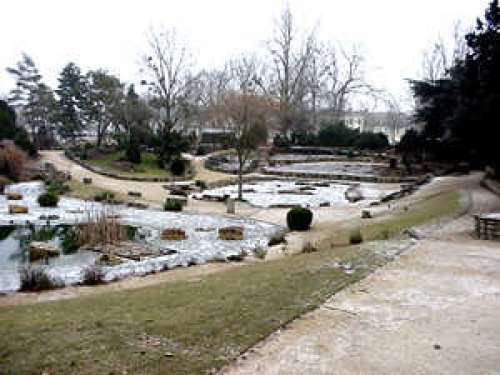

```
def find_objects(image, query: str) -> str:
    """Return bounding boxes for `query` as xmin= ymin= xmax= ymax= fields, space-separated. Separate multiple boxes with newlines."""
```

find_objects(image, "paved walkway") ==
xmin=221 ymin=176 xmax=500 ymax=375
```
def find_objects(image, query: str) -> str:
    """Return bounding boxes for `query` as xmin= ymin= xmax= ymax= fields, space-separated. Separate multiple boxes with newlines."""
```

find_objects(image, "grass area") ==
xmin=86 ymin=150 xmax=169 ymax=178
xmin=65 ymin=179 xmax=125 ymax=201
xmin=0 ymin=246 xmax=379 ymax=375
xmin=0 ymin=188 xmax=464 ymax=374
xmin=315 ymin=190 xmax=462 ymax=248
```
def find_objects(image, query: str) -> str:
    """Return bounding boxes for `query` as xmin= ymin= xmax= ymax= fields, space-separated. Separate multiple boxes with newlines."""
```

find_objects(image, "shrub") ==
xmin=81 ymin=266 xmax=105 ymax=285
xmin=195 ymin=179 xmax=207 ymax=189
xmin=125 ymin=140 xmax=141 ymax=164
xmin=46 ymin=180 xmax=70 ymax=195
xmin=349 ymin=228 xmax=363 ymax=244
xmin=164 ymin=198 xmax=183 ymax=212
xmin=37 ymin=192 xmax=59 ymax=207
xmin=170 ymin=158 xmax=186 ymax=176
xmin=0 ymin=144 xmax=28 ymax=180
xmin=19 ymin=266 xmax=60 ymax=291
xmin=93 ymin=191 xmax=115 ymax=202
xmin=286 ymin=207 xmax=313 ymax=231
xmin=253 ymin=246 xmax=267 ymax=259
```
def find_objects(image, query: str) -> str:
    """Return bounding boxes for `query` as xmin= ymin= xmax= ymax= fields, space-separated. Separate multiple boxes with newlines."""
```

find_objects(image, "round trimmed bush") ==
xmin=286 ymin=207 xmax=313 ymax=231
xmin=37 ymin=192 xmax=59 ymax=207
xmin=164 ymin=198 xmax=183 ymax=212
xmin=170 ymin=158 xmax=186 ymax=176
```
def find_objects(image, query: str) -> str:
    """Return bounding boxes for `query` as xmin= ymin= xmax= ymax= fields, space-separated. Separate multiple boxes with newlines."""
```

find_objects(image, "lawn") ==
xmin=86 ymin=150 xmax=170 ymax=178
xmin=0 ymin=189 xmax=463 ymax=374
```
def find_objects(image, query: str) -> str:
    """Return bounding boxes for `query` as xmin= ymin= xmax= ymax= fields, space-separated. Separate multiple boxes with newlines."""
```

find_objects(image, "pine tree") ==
xmin=56 ymin=63 xmax=86 ymax=142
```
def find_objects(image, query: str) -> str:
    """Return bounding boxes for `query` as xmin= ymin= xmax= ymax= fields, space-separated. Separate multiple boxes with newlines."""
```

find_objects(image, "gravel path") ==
xmin=220 ymin=173 xmax=500 ymax=375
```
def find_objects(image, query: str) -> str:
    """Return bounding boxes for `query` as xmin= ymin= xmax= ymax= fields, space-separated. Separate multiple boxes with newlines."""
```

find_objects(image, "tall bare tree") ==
xmin=420 ymin=22 xmax=468 ymax=81
xmin=141 ymin=27 xmax=198 ymax=136
xmin=264 ymin=4 xmax=315 ymax=134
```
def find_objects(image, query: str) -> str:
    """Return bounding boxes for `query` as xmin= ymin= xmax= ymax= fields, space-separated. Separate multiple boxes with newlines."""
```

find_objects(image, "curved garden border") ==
xmin=64 ymin=151 xmax=194 ymax=183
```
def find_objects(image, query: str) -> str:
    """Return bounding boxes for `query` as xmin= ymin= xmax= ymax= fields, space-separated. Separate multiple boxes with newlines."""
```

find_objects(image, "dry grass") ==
xmin=76 ymin=208 xmax=127 ymax=247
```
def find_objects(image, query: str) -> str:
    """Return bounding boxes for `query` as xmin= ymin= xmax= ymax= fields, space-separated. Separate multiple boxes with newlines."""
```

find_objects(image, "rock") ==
xmin=8 ymin=205 xmax=28 ymax=214
xmin=218 ymin=226 xmax=244 ymax=240
xmin=345 ymin=185 xmax=364 ymax=203
xmin=161 ymin=228 xmax=187 ymax=241
xmin=160 ymin=248 xmax=178 ymax=256
xmin=127 ymin=202 xmax=149 ymax=209
xmin=169 ymin=188 xmax=188 ymax=197
xmin=83 ymin=177 xmax=92 ymax=185
xmin=28 ymin=241 xmax=60 ymax=261
xmin=95 ymin=253 xmax=123 ymax=266
xmin=6 ymin=192 xmax=23 ymax=200
xmin=361 ymin=210 xmax=372 ymax=219
xmin=128 ymin=191 xmax=142 ymax=198
xmin=226 ymin=198 xmax=235 ymax=214
xmin=319 ymin=202 xmax=331 ymax=207
xmin=403 ymin=228 xmax=425 ymax=240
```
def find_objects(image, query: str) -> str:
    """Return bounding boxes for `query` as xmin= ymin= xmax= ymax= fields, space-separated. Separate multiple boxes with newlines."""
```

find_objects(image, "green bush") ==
xmin=93 ymin=191 xmax=115 ymax=202
xmin=164 ymin=198 xmax=183 ymax=212
xmin=349 ymin=228 xmax=363 ymax=244
xmin=37 ymin=192 xmax=59 ymax=207
xmin=46 ymin=180 xmax=70 ymax=195
xmin=170 ymin=158 xmax=186 ymax=176
xmin=195 ymin=179 xmax=207 ymax=189
xmin=286 ymin=207 xmax=313 ymax=231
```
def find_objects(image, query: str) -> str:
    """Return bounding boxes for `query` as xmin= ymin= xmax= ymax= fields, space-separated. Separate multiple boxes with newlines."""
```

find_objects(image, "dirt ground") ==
xmin=220 ymin=174 xmax=500 ymax=375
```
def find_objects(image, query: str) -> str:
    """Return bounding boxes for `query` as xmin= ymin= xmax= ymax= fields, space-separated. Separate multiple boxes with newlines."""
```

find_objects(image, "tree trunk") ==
xmin=238 ymin=157 xmax=244 ymax=201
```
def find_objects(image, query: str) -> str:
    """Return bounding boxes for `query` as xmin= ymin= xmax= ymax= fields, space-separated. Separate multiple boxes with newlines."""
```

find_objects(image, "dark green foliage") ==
xmin=59 ymin=226 xmax=80 ymax=254
xmin=154 ymin=130 xmax=190 ymax=168
xmin=195 ymin=179 xmax=207 ymax=189
xmin=93 ymin=191 xmax=115 ymax=202
xmin=409 ymin=0 xmax=500 ymax=175
xmin=286 ymin=207 xmax=313 ymax=231
xmin=46 ymin=180 xmax=70 ymax=195
xmin=0 ymin=226 xmax=15 ymax=241
xmin=37 ymin=192 xmax=59 ymax=207
xmin=317 ymin=122 xmax=359 ymax=147
xmin=349 ymin=229 xmax=363 ymax=244
xmin=0 ymin=100 xmax=37 ymax=156
xmin=355 ymin=132 xmax=389 ymax=150
xmin=170 ymin=158 xmax=186 ymax=176
xmin=125 ymin=136 xmax=141 ymax=164
xmin=164 ymin=198 xmax=183 ymax=212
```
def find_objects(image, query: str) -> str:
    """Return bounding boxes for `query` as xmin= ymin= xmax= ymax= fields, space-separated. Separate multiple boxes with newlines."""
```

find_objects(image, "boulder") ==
xmin=9 ymin=205 xmax=28 ymax=214
xmin=218 ymin=226 xmax=244 ymax=240
xmin=95 ymin=253 xmax=123 ymax=266
xmin=345 ymin=185 xmax=364 ymax=203
xmin=28 ymin=241 xmax=60 ymax=261
xmin=6 ymin=192 xmax=23 ymax=200
xmin=161 ymin=228 xmax=187 ymax=241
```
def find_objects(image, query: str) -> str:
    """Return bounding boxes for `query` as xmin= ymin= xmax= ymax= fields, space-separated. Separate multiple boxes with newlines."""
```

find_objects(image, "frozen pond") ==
xmin=194 ymin=180 xmax=401 ymax=208
xmin=0 ymin=182 xmax=283 ymax=293
xmin=265 ymin=161 xmax=386 ymax=178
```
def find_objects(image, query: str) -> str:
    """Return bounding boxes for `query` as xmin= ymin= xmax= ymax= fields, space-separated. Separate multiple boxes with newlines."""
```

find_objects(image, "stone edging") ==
xmin=480 ymin=177 xmax=500 ymax=197
xmin=64 ymin=151 xmax=194 ymax=183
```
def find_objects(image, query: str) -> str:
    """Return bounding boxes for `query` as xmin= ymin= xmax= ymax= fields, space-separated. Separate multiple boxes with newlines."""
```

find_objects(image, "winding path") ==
xmin=220 ymin=174 xmax=500 ymax=375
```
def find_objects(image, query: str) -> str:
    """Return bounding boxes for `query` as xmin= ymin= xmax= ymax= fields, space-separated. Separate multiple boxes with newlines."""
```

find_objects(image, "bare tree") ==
xmin=420 ymin=22 xmax=468 ymax=81
xmin=210 ymin=92 xmax=270 ymax=200
xmin=141 ymin=27 xmax=199 ymax=135
xmin=264 ymin=4 xmax=315 ymax=134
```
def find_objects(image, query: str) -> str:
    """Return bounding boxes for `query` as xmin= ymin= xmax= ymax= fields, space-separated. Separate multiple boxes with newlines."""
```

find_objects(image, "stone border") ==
xmin=64 ymin=151 xmax=194 ymax=183
xmin=262 ymin=167 xmax=418 ymax=184
xmin=481 ymin=177 xmax=500 ymax=197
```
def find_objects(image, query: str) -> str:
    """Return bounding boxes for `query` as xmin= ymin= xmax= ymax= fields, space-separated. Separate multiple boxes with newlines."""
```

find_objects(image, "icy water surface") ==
xmin=0 ymin=182 xmax=283 ymax=293
xmin=195 ymin=180 xmax=400 ymax=208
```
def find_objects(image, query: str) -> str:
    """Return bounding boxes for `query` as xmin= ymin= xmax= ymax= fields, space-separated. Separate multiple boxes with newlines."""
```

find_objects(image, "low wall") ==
xmin=262 ymin=168 xmax=418 ymax=184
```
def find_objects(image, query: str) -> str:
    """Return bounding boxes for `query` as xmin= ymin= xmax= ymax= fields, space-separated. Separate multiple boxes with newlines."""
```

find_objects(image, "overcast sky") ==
xmin=0 ymin=0 xmax=490 ymax=108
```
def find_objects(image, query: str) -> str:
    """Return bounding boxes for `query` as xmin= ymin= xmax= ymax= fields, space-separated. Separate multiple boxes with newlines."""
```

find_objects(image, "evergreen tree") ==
xmin=56 ymin=63 xmax=86 ymax=142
